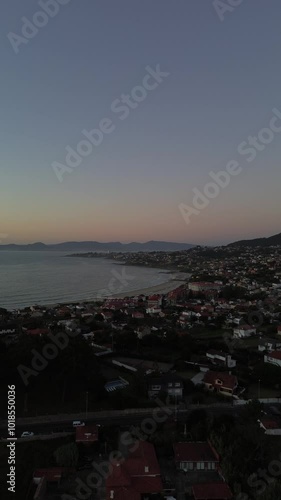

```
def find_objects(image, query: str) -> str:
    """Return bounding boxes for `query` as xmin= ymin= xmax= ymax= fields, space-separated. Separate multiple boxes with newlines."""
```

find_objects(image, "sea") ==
xmin=0 ymin=251 xmax=172 ymax=310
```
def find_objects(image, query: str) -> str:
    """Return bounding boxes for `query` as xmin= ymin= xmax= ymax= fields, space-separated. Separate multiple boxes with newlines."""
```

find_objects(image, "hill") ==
xmin=228 ymin=232 xmax=281 ymax=248
xmin=0 ymin=240 xmax=195 ymax=252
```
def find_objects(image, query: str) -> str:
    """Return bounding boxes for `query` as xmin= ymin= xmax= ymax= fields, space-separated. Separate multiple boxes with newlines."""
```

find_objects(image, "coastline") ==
xmin=35 ymin=273 xmax=190 ymax=309
xmin=105 ymin=276 xmax=189 ymax=299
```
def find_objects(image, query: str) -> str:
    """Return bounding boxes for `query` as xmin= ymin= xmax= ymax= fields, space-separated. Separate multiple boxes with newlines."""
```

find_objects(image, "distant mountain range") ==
xmin=228 ymin=232 xmax=281 ymax=248
xmin=0 ymin=241 xmax=195 ymax=252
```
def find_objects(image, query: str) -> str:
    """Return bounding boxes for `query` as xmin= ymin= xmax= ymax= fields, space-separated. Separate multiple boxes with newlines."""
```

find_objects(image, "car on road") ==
xmin=72 ymin=420 xmax=85 ymax=427
xmin=21 ymin=431 xmax=34 ymax=438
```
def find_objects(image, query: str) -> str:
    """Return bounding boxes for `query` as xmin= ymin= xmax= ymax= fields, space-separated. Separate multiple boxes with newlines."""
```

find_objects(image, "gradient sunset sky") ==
xmin=1 ymin=0 xmax=281 ymax=246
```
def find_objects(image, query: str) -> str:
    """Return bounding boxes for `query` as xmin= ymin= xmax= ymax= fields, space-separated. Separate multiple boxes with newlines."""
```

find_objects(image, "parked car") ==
xmin=72 ymin=421 xmax=85 ymax=427
xmin=21 ymin=431 xmax=34 ymax=438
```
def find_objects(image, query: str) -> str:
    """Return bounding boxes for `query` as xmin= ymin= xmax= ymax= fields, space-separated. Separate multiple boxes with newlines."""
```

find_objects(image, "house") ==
xmin=147 ymin=295 xmax=162 ymax=308
xmin=179 ymin=311 xmax=196 ymax=327
xmin=146 ymin=307 xmax=162 ymax=315
xmin=203 ymin=371 xmax=238 ymax=397
xmin=76 ymin=424 xmax=99 ymax=444
xmin=189 ymin=282 xmax=221 ymax=293
xmin=103 ymin=299 xmax=130 ymax=310
xmin=173 ymin=441 xmax=219 ymax=472
xmin=233 ymin=325 xmax=256 ymax=339
xmin=258 ymin=417 xmax=281 ymax=435
xmin=131 ymin=311 xmax=144 ymax=319
xmin=206 ymin=350 xmax=236 ymax=368
xmin=25 ymin=328 xmax=50 ymax=336
xmin=136 ymin=326 xmax=151 ymax=339
xmin=192 ymin=482 xmax=233 ymax=500
xmin=167 ymin=285 xmax=186 ymax=304
xmin=101 ymin=311 xmax=113 ymax=321
xmin=105 ymin=377 xmax=129 ymax=392
xmin=112 ymin=357 xmax=173 ymax=375
xmin=0 ymin=325 xmax=16 ymax=335
xmin=258 ymin=338 xmax=281 ymax=352
xmin=33 ymin=468 xmax=64 ymax=485
xmin=32 ymin=468 xmax=74 ymax=500
xmin=106 ymin=441 xmax=163 ymax=500
xmin=147 ymin=374 xmax=184 ymax=400
xmin=264 ymin=350 xmax=281 ymax=368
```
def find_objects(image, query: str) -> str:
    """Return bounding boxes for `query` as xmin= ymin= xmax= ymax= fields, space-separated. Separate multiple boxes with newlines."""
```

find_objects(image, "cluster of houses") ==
xmin=30 ymin=432 xmax=234 ymax=500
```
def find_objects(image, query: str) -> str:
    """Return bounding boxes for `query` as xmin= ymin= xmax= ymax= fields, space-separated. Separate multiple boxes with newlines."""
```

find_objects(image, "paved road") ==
xmin=0 ymin=404 xmax=237 ymax=439
xmin=1 ymin=403 xmax=280 ymax=440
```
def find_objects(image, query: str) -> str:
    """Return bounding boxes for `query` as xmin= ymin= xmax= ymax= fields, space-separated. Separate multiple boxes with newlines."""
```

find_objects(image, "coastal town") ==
xmin=1 ymin=244 xmax=281 ymax=499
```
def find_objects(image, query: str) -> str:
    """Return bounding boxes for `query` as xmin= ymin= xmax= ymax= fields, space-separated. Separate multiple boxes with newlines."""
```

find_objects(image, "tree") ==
xmin=94 ymin=313 xmax=104 ymax=322
xmin=220 ymin=286 xmax=247 ymax=300
xmin=54 ymin=443 xmax=79 ymax=467
xmin=242 ymin=400 xmax=264 ymax=421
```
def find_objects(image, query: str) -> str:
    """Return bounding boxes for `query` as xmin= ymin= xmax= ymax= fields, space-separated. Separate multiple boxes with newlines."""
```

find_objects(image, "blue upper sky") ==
xmin=1 ymin=0 xmax=281 ymax=245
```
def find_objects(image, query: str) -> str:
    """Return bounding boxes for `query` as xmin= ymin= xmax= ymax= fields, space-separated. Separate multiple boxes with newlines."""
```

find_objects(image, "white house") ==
xmin=258 ymin=338 xmax=281 ymax=352
xmin=0 ymin=326 xmax=16 ymax=335
xmin=233 ymin=325 xmax=256 ymax=339
xmin=264 ymin=351 xmax=281 ymax=368
xmin=206 ymin=349 xmax=236 ymax=368
xmin=146 ymin=307 xmax=162 ymax=315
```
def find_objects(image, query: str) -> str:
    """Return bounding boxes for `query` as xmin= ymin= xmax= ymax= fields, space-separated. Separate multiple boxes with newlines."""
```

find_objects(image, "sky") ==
xmin=1 ymin=0 xmax=281 ymax=246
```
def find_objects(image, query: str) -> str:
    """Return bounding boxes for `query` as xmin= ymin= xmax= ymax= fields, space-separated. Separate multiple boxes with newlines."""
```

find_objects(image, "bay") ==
xmin=0 ymin=251 xmax=172 ymax=310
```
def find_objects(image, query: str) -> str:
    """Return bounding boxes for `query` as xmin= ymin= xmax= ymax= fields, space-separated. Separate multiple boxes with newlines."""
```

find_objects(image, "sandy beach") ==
xmin=109 ymin=280 xmax=185 ymax=299
xmin=101 ymin=272 xmax=191 ymax=299
xmin=36 ymin=273 xmax=190 ymax=309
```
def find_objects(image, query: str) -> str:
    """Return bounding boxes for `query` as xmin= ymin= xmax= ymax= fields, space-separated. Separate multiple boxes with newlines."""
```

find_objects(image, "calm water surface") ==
xmin=0 ymin=251 xmax=171 ymax=310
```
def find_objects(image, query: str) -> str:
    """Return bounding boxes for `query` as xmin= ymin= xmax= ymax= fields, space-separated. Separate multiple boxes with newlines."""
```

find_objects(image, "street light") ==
xmin=86 ymin=391 xmax=89 ymax=419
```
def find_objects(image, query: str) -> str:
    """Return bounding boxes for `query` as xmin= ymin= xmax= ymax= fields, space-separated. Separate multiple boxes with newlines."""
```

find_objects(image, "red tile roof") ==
xmin=126 ymin=440 xmax=161 ymax=475
xmin=33 ymin=468 xmax=64 ymax=482
xmin=106 ymin=441 xmax=162 ymax=500
xmin=75 ymin=425 xmax=99 ymax=443
xmin=267 ymin=350 xmax=281 ymax=361
xmin=26 ymin=328 xmax=49 ymax=336
xmin=107 ymin=486 xmax=141 ymax=500
xmin=260 ymin=418 xmax=280 ymax=429
xmin=132 ymin=312 xmax=144 ymax=318
xmin=173 ymin=442 xmax=219 ymax=463
xmin=193 ymin=482 xmax=233 ymax=499
xmin=204 ymin=371 xmax=237 ymax=391
xmin=107 ymin=464 xmax=131 ymax=488
xmin=132 ymin=476 xmax=163 ymax=493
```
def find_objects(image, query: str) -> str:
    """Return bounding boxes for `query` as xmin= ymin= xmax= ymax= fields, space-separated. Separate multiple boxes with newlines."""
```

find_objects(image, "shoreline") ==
xmin=3 ymin=257 xmax=190 ymax=310
xmin=15 ymin=273 xmax=190 ymax=310
xmin=104 ymin=276 xmax=189 ymax=299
